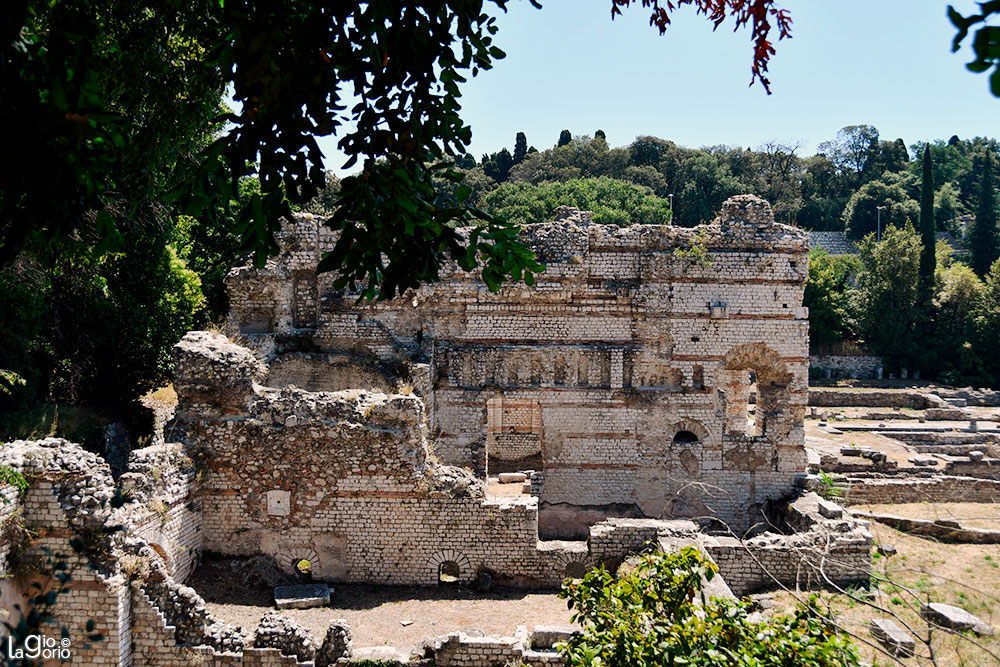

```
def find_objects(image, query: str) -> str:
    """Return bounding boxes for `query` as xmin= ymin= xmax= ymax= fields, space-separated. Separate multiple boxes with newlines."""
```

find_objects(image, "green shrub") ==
xmin=558 ymin=547 xmax=860 ymax=667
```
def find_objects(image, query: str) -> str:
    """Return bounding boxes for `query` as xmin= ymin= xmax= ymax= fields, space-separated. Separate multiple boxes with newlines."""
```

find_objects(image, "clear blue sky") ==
xmin=318 ymin=1 xmax=998 ymax=173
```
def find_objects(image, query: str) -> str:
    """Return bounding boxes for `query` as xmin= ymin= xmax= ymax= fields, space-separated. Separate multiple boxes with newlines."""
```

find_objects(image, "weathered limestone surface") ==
xmin=226 ymin=195 xmax=811 ymax=537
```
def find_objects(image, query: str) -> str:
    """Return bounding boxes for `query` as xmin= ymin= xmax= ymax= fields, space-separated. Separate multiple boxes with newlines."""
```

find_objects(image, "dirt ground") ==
xmin=190 ymin=560 xmax=572 ymax=653
xmin=769 ymin=516 xmax=1000 ymax=666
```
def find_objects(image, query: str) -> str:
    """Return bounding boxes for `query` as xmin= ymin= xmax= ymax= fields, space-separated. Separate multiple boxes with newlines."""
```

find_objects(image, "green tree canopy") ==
xmin=485 ymin=177 xmax=672 ymax=226
xmin=843 ymin=177 xmax=920 ymax=240
xmin=804 ymin=250 xmax=861 ymax=351
xmin=855 ymin=223 xmax=922 ymax=372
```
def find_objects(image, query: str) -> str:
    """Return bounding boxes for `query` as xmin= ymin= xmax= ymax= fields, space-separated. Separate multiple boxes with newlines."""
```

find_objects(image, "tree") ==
xmin=804 ymin=250 xmax=860 ymax=351
xmin=558 ymin=129 xmax=573 ymax=147
xmin=855 ymin=223 xmax=922 ymax=372
xmin=919 ymin=145 xmax=937 ymax=299
xmin=930 ymin=261 xmax=985 ymax=382
xmin=513 ymin=132 xmax=529 ymax=165
xmin=970 ymin=151 xmax=1000 ymax=276
xmin=842 ymin=177 xmax=920 ymax=240
xmin=973 ymin=259 xmax=1000 ymax=383
xmin=817 ymin=125 xmax=881 ymax=187
xmin=559 ymin=547 xmax=860 ymax=667
xmin=482 ymin=148 xmax=515 ymax=183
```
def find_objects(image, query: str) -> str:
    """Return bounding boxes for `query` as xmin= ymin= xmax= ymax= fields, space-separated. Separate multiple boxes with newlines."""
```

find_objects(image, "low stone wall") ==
xmin=808 ymin=390 xmax=934 ymax=409
xmin=809 ymin=355 xmax=883 ymax=380
xmin=839 ymin=475 xmax=1000 ymax=505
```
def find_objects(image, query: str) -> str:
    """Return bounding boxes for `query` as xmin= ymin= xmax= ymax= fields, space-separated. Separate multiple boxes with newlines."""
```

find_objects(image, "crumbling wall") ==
xmin=225 ymin=196 xmax=811 ymax=537
xmin=702 ymin=492 xmax=872 ymax=596
xmin=839 ymin=475 xmax=1000 ymax=505
xmin=120 ymin=443 xmax=202 ymax=581
xmin=171 ymin=331 xmax=584 ymax=586
xmin=0 ymin=439 xmax=131 ymax=666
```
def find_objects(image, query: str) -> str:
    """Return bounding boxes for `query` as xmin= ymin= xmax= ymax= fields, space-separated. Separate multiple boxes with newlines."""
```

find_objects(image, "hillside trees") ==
xmin=843 ymin=178 xmax=920 ymax=240
xmin=803 ymin=250 xmax=860 ymax=350
xmin=919 ymin=145 xmax=937 ymax=299
xmin=485 ymin=177 xmax=672 ymax=226
xmin=854 ymin=224 xmax=922 ymax=371
xmin=970 ymin=150 xmax=1000 ymax=276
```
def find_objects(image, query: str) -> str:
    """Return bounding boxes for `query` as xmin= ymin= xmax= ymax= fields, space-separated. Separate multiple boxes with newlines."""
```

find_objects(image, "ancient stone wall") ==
xmin=702 ymin=492 xmax=872 ymax=596
xmin=172 ymin=331 xmax=606 ymax=586
xmin=839 ymin=475 xmax=1000 ymax=505
xmin=809 ymin=355 xmax=883 ymax=379
xmin=225 ymin=196 xmax=811 ymax=537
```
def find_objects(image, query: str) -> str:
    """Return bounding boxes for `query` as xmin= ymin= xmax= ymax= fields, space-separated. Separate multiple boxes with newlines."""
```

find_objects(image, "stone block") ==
xmin=530 ymin=625 xmax=581 ymax=650
xmin=921 ymin=602 xmax=994 ymax=636
xmin=266 ymin=490 xmax=291 ymax=516
xmin=870 ymin=618 xmax=914 ymax=657
xmin=816 ymin=499 xmax=843 ymax=519
xmin=274 ymin=583 xmax=331 ymax=610
xmin=498 ymin=472 xmax=527 ymax=484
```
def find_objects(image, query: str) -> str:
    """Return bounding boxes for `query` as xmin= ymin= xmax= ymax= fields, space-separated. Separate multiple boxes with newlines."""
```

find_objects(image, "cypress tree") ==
xmin=512 ymin=132 xmax=528 ymax=165
xmin=971 ymin=151 xmax=1000 ymax=276
xmin=557 ymin=129 xmax=572 ymax=147
xmin=918 ymin=145 xmax=936 ymax=297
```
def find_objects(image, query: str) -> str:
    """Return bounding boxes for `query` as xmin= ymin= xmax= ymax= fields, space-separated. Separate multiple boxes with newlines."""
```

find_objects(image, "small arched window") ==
xmin=673 ymin=430 xmax=699 ymax=444
xmin=438 ymin=560 xmax=460 ymax=585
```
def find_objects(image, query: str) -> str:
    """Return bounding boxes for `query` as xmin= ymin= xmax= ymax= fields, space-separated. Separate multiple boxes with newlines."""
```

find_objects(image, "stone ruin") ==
xmin=0 ymin=195 xmax=873 ymax=665
xmin=226 ymin=194 xmax=812 ymax=538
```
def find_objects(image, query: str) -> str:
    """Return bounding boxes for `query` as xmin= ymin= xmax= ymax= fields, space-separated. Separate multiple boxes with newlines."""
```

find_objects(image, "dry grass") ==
xmin=143 ymin=383 xmax=178 ymax=407
xmin=769 ymin=516 xmax=1000 ymax=666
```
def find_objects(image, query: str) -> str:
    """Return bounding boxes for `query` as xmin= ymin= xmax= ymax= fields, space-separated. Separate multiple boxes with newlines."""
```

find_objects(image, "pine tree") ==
xmin=558 ymin=129 xmax=572 ymax=147
xmin=971 ymin=151 xmax=1000 ymax=276
xmin=918 ymin=145 xmax=936 ymax=298
xmin=513 ymin=132 xmax=528 ymax=165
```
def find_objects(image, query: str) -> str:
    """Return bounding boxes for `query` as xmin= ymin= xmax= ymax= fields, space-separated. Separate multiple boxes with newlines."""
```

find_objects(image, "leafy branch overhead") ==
xmin=950 ymin=1 xmax=1000 ymax=95
xmin=611 ymin=0 xmax=793 ymax=93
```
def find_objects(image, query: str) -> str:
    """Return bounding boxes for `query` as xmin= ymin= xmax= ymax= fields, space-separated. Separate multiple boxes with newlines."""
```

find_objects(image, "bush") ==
xmin=559 ymin=547 xmax=860 ymax=667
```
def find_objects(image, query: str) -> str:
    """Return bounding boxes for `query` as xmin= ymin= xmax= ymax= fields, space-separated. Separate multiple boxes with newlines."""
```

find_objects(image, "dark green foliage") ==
xmin=482 ymin=148 xmax=515 ymax=183
xmin=513 ymin=132 xmax=528 ymax=165
xmin=818 ymin=125 xmax=880 ymax=187
xmin=558 ymin=129 xmax=572 ymax=147
xmin=559 ymin=547 xmax=860 ymax=667
xmin=970 ymin=151 xmax=1000 ymax=276
xmin=973 ymin=259 xmax=1000 ymax=382
xmin=804 ymin=250 xmax=860 ymax=351
xmin=843 ymin=178 xmax=920 ymax=239
xmin=594 ymin=129 xmax=607 ymax=141
xmin=919 ymin=145 xmax=937 ymax=298
xmin=3 ymin=0 xmax=544 ymax=303
xmin=855 ymin=224 xmax=922 ymax=372
xmin=928 ymin=261 xmax=985 ymax=383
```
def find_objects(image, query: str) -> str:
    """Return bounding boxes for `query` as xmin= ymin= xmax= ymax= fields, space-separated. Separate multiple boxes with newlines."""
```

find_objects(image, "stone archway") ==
xmin=426 ymin=549 xmax=472 ymax=586
xmin=715 ymin=343 xmax=793 ymax=439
